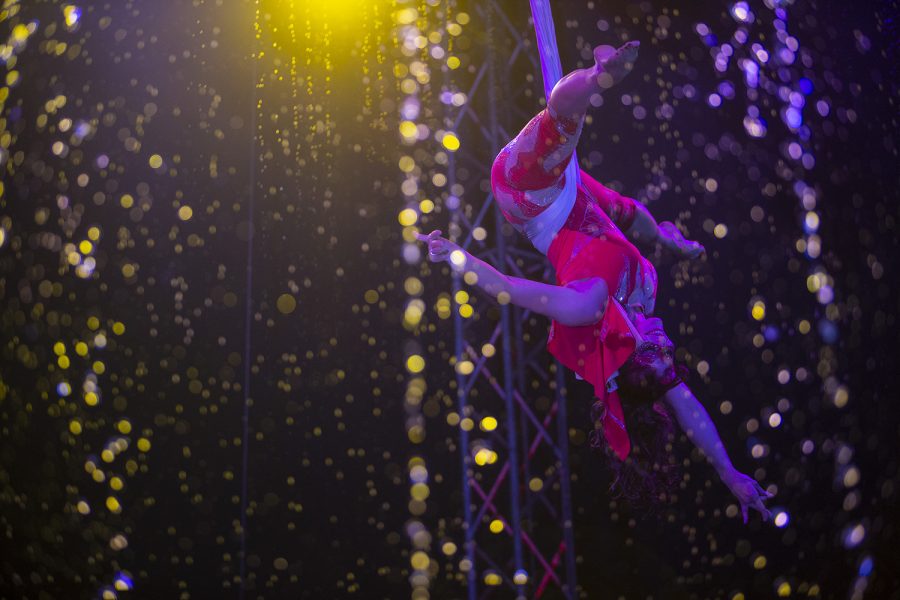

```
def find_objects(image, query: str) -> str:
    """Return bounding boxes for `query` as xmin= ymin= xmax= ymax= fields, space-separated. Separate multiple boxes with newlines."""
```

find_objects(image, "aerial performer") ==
xmin=417 ymin=41 xmax=773 ymax=522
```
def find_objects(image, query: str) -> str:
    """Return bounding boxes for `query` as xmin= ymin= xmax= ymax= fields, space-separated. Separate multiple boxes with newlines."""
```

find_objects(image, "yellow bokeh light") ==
xmin=178 ymin=206 xmax=193 ymax=221
xmin=12 ymin=24 xmax=30 ymax=43
xmin=480 ymin=416 xmax=497 ymax=431
xmin=406 ymin=354 xmax=425 ymax=373
xmin=137 ymin=438 xmax=151 ymax=452
xmin=442 ymin=132 xmax=460 ymax=151
xmin=114 ymin=577 xmax=132 ymax=591
xmin=399 ymin=120 xmax=417 ymax=139
xmin=410 ymin=482 xmax=430 ymax=500
xmin=489 ymin=519 xmax=504 ymax=534
xmin=106 ymin=496 xmax=121 ymax=513
xmin=834 ymin=386 xmax=849 ymax=408
xmin=276 ymin=294 xmax=297 ymax=315
xmin=751 ymin=301 xmax=765 ymax=321
xmin=455 ymin=360 xmax=474 ymax=375
xmin=69 ymin=420 xmax=82 ymax=435
xmin=410 ymin=551 xmax=429 ymax=570
xmin=395 ymin=7 xmax=417 ymax=25
xmin=63 ymin=5 xmax=81 ymax=27
xmin=149 ymin=154 xmax=163 ymax=168
xmin=398 ymin=208 xmax=418 ymax=226
xmin=474 ymin=448 xmax=497 ymax=466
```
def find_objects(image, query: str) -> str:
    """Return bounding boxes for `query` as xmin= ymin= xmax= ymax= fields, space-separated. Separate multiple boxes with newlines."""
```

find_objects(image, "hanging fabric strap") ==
xmin=529 ymin=0 xmax=564 ymax=98
xmin=526 ymin=0 xmax=581 ymax=256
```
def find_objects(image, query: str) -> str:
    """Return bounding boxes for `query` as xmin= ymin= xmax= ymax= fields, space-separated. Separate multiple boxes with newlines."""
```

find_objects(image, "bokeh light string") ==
xmin=2 ymin=3 xmax=140 ymax=596
xmin=699 ymin=2 xmax=864 ymax=595
xmin=395 ymin=1 xmax=445 ymax=597
xmin=434 ymin=0 xmax=476 ymax=590
xmin=288 ymin=0 xmax=299 ymax=159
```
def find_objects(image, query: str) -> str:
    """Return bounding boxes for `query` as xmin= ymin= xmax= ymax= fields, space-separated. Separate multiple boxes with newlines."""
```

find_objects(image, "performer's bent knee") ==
xmin=494 ymin=108 xmax=581 ymax=192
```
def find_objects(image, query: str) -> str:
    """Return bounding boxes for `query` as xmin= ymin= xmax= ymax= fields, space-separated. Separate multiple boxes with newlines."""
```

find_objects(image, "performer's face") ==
xmin=648 ymin=351 xmax=675 ymax=381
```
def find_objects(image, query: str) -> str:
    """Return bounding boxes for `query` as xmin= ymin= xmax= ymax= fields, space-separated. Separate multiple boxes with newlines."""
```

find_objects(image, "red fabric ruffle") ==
xmin=547 ymin=227 xmax=642 ymax=460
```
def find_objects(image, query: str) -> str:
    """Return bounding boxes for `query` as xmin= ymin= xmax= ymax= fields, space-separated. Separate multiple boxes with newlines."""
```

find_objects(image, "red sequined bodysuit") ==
xmin=491 ymin=107 xmax=659 ymax=460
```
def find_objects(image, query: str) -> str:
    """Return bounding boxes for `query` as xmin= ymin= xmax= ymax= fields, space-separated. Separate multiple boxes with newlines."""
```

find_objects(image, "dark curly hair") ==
xmin=588 ymin=341 xmax=689 ymax=510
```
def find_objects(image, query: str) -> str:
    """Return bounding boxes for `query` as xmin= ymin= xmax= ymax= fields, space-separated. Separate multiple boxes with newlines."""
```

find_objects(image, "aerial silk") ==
xmin=522 ymin=0 xmax=580 ymax=255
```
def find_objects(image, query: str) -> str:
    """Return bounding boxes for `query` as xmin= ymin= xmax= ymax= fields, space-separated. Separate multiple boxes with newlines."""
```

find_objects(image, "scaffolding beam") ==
xmin=446 ymin=1 xmax=578 ymax=597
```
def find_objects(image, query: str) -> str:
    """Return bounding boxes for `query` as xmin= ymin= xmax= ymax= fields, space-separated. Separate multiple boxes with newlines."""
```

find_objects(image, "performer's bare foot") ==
xmin=548 ymin=40 xmax=640 ymax=121
xmin=593 ymin=40 xmax=640 ymax=89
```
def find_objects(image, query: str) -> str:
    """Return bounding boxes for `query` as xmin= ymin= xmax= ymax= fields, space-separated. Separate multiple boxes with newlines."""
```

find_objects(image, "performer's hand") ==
xmin=721 ymin=468 xmax=773 ymax=524
xmin=414 ymin=229 xmax=461 ymax=263
xmin=657 ymin=221 xmax=704 ymax=259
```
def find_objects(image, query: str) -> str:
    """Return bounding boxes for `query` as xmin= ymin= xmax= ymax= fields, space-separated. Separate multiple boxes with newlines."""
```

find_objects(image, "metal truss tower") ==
xmin=445 ymin=2 xmax=578 ymax=597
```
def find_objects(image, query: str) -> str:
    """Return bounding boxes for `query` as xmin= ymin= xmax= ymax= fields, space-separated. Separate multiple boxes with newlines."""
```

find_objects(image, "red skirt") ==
xmin=546 ymin=227 xmax=648 ymax=460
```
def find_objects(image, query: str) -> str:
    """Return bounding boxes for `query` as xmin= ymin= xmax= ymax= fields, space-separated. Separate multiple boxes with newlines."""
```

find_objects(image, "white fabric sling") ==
xmin=523 ymin=162 xmax=578 ymax=256
xmin=527 ymin=0 xmax=580 ymax=257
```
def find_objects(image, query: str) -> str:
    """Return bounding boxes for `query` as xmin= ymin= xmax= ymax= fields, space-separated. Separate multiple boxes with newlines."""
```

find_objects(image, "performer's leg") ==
xmin=495 ymin=41 xmax=641 ymax=195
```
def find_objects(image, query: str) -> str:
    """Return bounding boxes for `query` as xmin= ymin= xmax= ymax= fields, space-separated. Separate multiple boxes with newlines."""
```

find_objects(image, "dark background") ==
xmin=0 ymin=1 xmax=897 ymax=599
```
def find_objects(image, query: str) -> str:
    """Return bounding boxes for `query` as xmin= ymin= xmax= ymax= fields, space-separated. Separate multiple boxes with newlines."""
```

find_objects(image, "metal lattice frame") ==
xmin=446 ymin=2 xmax=577 ymax=598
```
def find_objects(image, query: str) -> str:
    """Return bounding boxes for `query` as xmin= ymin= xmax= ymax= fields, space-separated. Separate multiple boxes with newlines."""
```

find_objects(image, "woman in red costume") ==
xmin=418 ymin=41 xmax=771 ymax=521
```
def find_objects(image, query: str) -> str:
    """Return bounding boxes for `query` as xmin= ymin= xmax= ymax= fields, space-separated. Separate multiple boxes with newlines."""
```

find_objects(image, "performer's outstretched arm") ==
xmin=415 ymin=230 xmax=608 ymax=327
xmin=664 ymin=383 xmax=773 ymax=523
